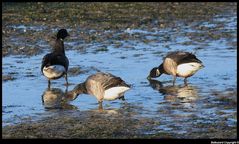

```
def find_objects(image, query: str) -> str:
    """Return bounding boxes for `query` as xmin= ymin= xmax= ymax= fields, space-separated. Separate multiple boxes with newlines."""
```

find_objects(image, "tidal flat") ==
xmin=2 ymin=2 xmax=237 ymax=139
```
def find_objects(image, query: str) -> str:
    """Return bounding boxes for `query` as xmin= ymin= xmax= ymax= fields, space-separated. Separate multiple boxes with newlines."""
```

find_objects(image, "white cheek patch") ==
xmin=43 ymin=65 xmax=66 ymax=79
xmin=156 ymin=69 xmax=160 ymax=76
xmin=104 ymin=86 xmax=130 ymax=101
xmin=177 ymin=62 xmax=203 ymax=77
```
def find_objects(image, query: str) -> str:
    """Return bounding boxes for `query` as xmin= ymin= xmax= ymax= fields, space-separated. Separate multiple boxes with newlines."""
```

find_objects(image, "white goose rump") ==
xmin=104 ymin=86 xmax=130 ymax=100
xmin=43 ymin=65 xmax=66 ymax=79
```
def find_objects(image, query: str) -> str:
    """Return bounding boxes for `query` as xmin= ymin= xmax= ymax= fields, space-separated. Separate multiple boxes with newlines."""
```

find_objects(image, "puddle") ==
xmin=7 ymin=24 xmax=47 ymax=32
xmin=2 ymin=12 xmax=237 ymax=138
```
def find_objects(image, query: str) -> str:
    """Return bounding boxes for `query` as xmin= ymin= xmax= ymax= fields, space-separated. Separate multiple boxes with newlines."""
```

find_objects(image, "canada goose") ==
xmin=66 ymin=72 xmax=131 ymax=111
xmin=41 ymin=29 xmax=70 ymax=88
xmin=147 ymin=51 xmax=204 ymax=85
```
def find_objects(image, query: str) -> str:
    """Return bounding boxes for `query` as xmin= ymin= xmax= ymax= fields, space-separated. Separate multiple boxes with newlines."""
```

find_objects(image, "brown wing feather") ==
xmin=87 ymin=72 xmax=130 ymax=91
xmin=164 ymin=51 xmax=202 ymax=65
xmin=103 ymin=76 xmax=130 ymax=90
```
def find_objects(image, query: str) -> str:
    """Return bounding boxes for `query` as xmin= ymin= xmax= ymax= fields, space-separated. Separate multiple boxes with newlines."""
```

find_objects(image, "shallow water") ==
xmin=2 ymin=13 xmax=237 ymax=137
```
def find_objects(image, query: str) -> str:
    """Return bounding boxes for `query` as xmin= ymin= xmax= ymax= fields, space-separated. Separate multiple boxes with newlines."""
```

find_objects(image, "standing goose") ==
xmin=41 ymin=29 xmax=70 ymax=88
xmin=66 ymin=72 xmax=131 ymax=111
xmin=147 ymin=51 xmax=204 ymax=85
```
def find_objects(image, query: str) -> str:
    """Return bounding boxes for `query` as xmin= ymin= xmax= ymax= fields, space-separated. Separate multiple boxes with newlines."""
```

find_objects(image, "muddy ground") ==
xmin=2 ymin=108 xmax=236 ymax=139
xmin=2 ymin=2 xmax=237 ymax=139
xmin=2 ymin=2 xmax=236 ymax=57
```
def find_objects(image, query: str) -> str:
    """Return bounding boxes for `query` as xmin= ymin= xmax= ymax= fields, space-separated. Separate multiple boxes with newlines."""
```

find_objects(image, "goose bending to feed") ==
xmin=66 ymin=72 xmax=131 ymax=111
xmin=147 ymin=51 xmax=204 ymax=86
xmin=41 ymin=29 xmax=70 ymax=88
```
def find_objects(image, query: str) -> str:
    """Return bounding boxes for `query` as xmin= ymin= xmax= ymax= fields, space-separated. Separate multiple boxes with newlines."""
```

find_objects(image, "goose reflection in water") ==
xmin=42 ymin=87 xmax=77 ymax=110
xmin=148 ymin=79 xmax=199 ymax=103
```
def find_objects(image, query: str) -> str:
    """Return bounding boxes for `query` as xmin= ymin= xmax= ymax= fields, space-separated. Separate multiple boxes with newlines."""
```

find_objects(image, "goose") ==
xmin=66 ymin=72 xmax=131 ymax=111
xmin=147 ymin=51 xmax=204 ymax=85
xmin=41 ymin=29 xmax=70 ymax=88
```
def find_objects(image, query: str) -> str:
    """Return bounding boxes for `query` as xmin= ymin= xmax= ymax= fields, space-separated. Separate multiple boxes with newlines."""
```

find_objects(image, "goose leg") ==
xmin=64 ymin=73 xmax=68 ymax=85
xmin=65 ymin=86 xmax=68 ymax=93
xmin=119 ymin=96 xmax=125 ymax=101
xmin=184 ymin=78 xmax=188 ymax=86
xmin=48 ymin=80 xmax=51 ymax=89
xmin=172 ymin=75 xmax=176 ymax=86
xmin=98 ymin=101 xmax=103 ymax=112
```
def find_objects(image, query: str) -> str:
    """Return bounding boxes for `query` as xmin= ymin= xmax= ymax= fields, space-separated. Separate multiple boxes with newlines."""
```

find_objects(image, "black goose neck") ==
xmin=158 ymin=63 xmax=165 ymax=73
xmin=74 ymin=82 xmax=87 ymax=94
xmin=53 ymin=38 xmax=65 ymax=55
